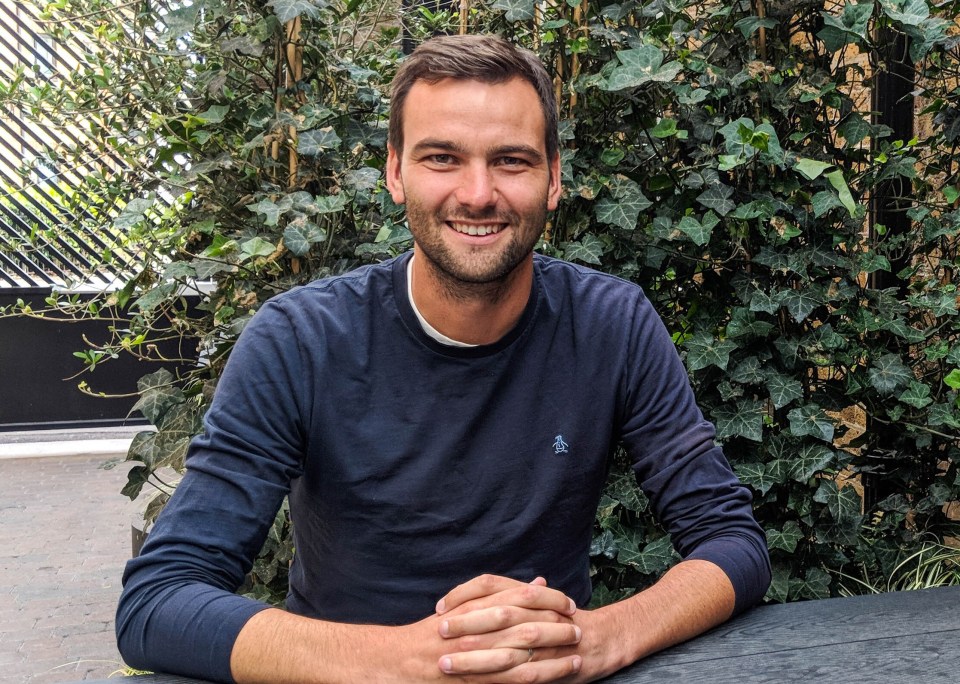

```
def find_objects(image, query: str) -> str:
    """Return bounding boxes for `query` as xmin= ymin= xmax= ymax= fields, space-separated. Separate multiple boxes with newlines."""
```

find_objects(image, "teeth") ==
xmin=451 ymin=223 xmax=503 ymax=236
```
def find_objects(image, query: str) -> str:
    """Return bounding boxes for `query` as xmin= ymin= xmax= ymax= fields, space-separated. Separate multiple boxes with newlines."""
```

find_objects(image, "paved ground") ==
xmin=1 ymin=444 xmax=141 ymax=684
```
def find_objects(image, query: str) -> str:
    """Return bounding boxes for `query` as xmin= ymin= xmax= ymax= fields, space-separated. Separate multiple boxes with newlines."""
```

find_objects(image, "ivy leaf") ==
xmin=787 ymin=405 xmax=835 ymax=442
xmin=748 ymin=288 xmax=784 ymax=315
xmin=283 ymin=221 xmax=325 ymax=256
xmin=729 ymin=356 xmax=765 ymax=384
xmin=650 ymin=118 xmax=679 ymax=138
xmin=795 ymin=567 xmax=832 ymax=600
xmin=928 ymin=402 xmax=960 ymax=429
xmin=196 ymin=105 xmax=229 ymax=124
xmin=132 ymin=369 xmax=181 ymax=424
xmin=794 ymin=158 xmax=833 ymax=180
xmin=857 ymin=250 xmax=891 ymax=274
xmin=811 ymin=190 xmax=843 ymax=217
xmin=603 ymin=46 xmax=681 ymax=91
xmin=268 ymin=0 xmax=328 ymax=22
xmin=298 ymin=127 xmax=341 ymax=155
xmin=115 ymin=197 xmax=155 ymax=229
xmin=734 ymin=462 xmax=778 ymax=495
xmin=767 ymin=521 xmax=803 ymax=553
xmin=766 ymin=565 xmax=791 ymax=603
xmin=879 ymin=0 xmax=929 ymax=26
xmin=734 ymin=16 xmax=778 ymax=38
xmin=713 ymin=399 xmax=764 ymax=442
xmin=618 ymin=535 xmax=678 ymax=574
xmin=491 ymin=0 xmax=536 ymax=21
xmin=825 ymin=169 xmax=858 ymax=216
xmin=314 ymin=194 xmax=348 ymax=214
xmin=727 ymin=307 xmax=774 ymax=339
xmin=563 ymin=234 xmax=605 ymax=265
xmin=240 ymin=237 xmax=277 ymax=262
xmin=595 ymin=175 xmax=650 ymax=229
xmin=790 ymin=443 xmax=836 ymax=482
xmin=782 ymin=288 xmax=823 ymax=322
xmin=813 ymin=480 xmax=861 ymax=524
xmin=945 ymin=369 xmax=960 ymax=390
xmin=247 ymin=198 xmax=283 ymax=226
xmin=121 ymin=465 xmax=151 ymax=500
xmin=696 ymin=183 xmax=736 ymax=216
xmin=606 ymin=469 xmax=648 ymax=514
xmin=677 ymin=212 xmax=719 ymax=246
xmin=817 ymin=1 xmax=873 ymax=51
xmin=839 ymin=114 xmax=872 ymax=147
xmin=766 ymin=373 xmax=804 ymax=409
xmin=909 ymin=290 xmax=958 ymax=316
xmin=899 ymin=380 xmax=932 ymax=408
xmin=162 ymin=3 xmax=201 ymax=40
xmin=126 ymin=431 xmax=161 ymax=471
xmin=683 ymin=332 xmax=737 ymax=371
xmin=882 ymin=318 xmax=926 ymax=343
xmin=344 ymin=167 xmax=381 ymax=193
xmin=590 ymin=529 xmax=618 ymax=559
xmin=868 ymin=353 xmax=913 ymax=394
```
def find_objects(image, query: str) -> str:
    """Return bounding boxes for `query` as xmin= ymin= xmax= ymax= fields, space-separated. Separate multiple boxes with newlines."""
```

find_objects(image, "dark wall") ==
xmin=0 ymin=289 xmax=196 ymax=430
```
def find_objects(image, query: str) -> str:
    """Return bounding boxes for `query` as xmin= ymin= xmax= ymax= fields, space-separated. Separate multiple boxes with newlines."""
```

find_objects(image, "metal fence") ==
xmin=0 ymin=0 xmax=137 ymax=291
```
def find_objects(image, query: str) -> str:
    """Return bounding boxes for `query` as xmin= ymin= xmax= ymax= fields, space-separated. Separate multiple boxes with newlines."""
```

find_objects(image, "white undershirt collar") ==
xmin=407 ymin=256 xmax=477 ymax=348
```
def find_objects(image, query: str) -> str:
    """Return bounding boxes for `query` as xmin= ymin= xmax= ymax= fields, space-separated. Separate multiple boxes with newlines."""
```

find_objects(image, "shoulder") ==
xmin=274 ymin=255 xmax=402 ymax=307
xmin=533 ymin=253 xmax=651 ymax=316
xmin=231 ymin=256 xmax=404 ymax=349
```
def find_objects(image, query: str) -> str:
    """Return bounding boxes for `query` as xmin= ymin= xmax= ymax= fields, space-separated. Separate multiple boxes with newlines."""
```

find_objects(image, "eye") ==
xmin=428 ymin=153 xmax=455 ymax=165
xmin=499 ymin=156 xmax=527 ymax=167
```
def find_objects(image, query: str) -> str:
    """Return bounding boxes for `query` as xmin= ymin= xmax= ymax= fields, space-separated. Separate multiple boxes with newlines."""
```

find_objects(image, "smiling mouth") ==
xmin=448 ymin=222 xmax=506 ymax=237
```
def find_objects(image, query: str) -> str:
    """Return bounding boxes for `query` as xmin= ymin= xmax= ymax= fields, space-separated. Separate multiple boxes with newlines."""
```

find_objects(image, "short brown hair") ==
xmin=388 ymin=34 xmax=558 ymax=161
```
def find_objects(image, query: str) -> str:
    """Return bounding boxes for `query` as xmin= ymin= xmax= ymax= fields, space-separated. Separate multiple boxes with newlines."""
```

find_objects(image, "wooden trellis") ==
xmin=0 ymin=0 xmax=137 ymax=290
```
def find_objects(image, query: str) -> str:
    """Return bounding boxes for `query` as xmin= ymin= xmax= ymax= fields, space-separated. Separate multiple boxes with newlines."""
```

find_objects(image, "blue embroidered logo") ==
xmin=553 ymin=435 xmax=569 ymax=454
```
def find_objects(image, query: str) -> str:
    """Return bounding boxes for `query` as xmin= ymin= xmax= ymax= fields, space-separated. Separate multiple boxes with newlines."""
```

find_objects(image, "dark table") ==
xmin=604 ymin=585 xmax=960 ymax=682
xmin=83 ymin=586 xmax=959 ymax=683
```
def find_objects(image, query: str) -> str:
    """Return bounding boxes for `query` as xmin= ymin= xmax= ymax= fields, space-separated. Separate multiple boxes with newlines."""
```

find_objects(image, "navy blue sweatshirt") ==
xmin=117 ymin=252 xmax=770 ymax=681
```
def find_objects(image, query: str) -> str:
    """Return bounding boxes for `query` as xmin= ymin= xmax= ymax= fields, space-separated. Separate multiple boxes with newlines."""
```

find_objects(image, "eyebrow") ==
xmin=410 ymin=139 xmax=546 ymax=165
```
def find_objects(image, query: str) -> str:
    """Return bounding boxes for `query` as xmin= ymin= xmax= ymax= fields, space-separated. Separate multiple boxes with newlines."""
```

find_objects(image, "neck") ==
xmin=410 ymin=251 xmax=533 ymax=346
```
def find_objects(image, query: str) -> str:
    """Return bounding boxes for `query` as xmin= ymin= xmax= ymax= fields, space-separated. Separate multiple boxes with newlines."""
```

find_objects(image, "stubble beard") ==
xmin=405 ymin=197 xmax=548 ymax=303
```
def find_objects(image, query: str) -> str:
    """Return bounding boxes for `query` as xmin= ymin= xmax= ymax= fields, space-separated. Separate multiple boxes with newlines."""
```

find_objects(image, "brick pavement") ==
xmin=1 ymin=454 xmax=140 ymax=684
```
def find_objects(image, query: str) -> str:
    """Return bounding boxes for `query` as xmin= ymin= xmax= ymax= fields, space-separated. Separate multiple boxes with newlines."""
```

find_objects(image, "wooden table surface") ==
xmin=603 ymin=585 xmax=960 ymax=682
xmin=83 ymin=587 xmax=959 ymax=684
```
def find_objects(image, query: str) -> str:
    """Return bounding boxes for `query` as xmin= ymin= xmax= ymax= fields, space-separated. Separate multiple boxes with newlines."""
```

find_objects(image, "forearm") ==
xmin=232 ymin=576 xmax=585 ymax=684
xmin=230 ymin=608 xmax=405 ymax=684
xmin=574 ymin=559 xmax=735 ymax=680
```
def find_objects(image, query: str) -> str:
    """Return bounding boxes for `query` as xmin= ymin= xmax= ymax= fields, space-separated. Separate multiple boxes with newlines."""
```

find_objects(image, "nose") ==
xmin=454 ymin=163 xmax=497 ymax=209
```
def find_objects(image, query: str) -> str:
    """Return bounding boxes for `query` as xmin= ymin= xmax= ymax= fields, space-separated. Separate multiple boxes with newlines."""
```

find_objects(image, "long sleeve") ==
xmin=116 ymin=301 xmax=310 ymax=682
xmin=619 ymin=293 xmax=771 ymax=613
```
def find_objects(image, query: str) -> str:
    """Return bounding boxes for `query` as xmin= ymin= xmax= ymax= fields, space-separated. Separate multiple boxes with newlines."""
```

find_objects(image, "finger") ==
xmin=438 ymin=649 xmax=583 ymax=678
xmin=437 ymin=574 xmax=535 ymax=614
xmin=451 ymin=621 xmax=583 ymax=652
xmin=447 ymin=582 xmax=578 ymax=618
xmin=440 ymin=606 xmax=573 ymax=638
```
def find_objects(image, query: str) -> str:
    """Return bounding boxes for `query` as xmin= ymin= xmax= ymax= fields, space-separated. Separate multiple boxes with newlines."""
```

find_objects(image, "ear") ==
xmin=386 ymin=144 xmax=406 ymax=205
xmin=546 ymin=152 xmax=562 ymax=212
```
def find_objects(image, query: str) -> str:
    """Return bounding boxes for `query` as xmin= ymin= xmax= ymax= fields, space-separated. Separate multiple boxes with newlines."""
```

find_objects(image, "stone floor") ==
xmin=0 ymin=453 xmax=139 ymax=684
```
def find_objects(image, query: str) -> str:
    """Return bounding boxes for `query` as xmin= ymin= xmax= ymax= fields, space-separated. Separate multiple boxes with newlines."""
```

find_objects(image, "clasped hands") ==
xmin=419 ymin=574 xmax=588 ymax=682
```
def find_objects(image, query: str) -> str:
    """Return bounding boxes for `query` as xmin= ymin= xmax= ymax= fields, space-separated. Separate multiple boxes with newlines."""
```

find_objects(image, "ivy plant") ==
xmin=5 ymin=0 xmax=959 ymax=604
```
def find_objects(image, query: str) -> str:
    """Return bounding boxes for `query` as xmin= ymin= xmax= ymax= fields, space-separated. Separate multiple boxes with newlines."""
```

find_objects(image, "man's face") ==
xmin=386 ymin=77 xmax=561 ymax=289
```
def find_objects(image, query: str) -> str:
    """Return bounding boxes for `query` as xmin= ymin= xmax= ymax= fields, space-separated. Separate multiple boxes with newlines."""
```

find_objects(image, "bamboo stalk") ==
xmin=755 ymin=0 xmax=767 ymax=63
xmin=569 ymin=0 xmax=588 ymax=110
xmin=460 ymin=0 xmax=470 ymax=35
xmin=285 ymin=17 xmax=303 ymax=189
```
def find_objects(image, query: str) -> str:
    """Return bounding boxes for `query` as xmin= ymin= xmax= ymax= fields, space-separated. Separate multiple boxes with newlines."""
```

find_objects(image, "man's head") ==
xmin=388 ymin=34 xmax=558 ymax=163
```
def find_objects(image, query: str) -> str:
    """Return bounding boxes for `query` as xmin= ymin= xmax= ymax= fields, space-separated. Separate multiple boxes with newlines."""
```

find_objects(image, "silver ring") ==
xmin=526 ymin=648 xmax=534 ymax=662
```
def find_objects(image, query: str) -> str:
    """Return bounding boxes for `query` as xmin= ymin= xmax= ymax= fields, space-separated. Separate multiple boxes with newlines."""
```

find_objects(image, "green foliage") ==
xmin=10 ymin=0 xmax=960 ymax=606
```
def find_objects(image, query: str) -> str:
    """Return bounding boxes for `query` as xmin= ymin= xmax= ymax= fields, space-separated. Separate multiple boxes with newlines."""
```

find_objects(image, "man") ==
xmin=117 ymin=34 xmax=770 ymax=683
